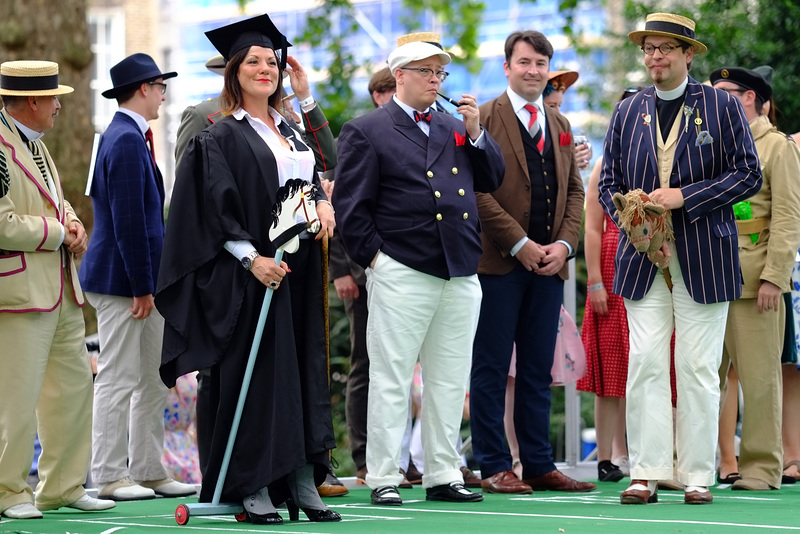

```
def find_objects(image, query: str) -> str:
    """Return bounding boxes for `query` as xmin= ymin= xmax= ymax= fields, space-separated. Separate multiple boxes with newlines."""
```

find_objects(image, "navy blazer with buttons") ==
xmin=333 ymin=98 xmax=505 ymax=280
xmin=80 ymin=111 xmax=165 ymax=298
xmin=598 ymin=77 xmax=762 ymax=304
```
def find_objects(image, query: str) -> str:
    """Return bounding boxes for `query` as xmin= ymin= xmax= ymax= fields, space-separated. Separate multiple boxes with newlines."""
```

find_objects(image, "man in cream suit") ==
xmin=0 ymin=60 xmax=115 ymax=519
xmin=599 ymin=14 xmax=762 ymax=505
xmin=471 ymin=30 xmax=591 ymax=495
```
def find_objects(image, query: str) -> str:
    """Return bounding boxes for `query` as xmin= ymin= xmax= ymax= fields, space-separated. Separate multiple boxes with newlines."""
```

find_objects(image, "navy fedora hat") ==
xmin=102 ymin=53 xmax=177 ymax=99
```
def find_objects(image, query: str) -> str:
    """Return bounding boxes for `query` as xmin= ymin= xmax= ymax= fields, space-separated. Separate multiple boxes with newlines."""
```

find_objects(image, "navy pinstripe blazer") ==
xmin=598 ymin=77 xmax=762 ymax=304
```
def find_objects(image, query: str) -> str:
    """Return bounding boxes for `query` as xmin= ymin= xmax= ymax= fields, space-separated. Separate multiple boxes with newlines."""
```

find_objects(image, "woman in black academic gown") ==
xmin=155 ymin=13 xmax=339 ymax=524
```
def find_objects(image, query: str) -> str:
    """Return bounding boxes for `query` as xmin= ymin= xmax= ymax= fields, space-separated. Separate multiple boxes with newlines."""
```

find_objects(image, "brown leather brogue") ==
xmin=684 ymin=487 xmax=713 ymax=504
xmin=620 ymin=480 xmax=657 ymax=504
xmin=480 ymin=470 xmax=533 ymax=494
xmin=522 ymin=470 xmax=596 ymax=492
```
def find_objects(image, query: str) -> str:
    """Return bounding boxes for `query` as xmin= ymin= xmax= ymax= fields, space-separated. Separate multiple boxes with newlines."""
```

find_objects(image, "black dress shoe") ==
xmin=371 ymin=485 xmax=402 ymax=506
xmin=425 ymin=482 xmax=483 ymax=502
xmin=286 ymin=500 xmax=342 ymax=522
xmin=598 ymin=460 xmax=624 ymax=482
xmin=243 ymin=510 xmax=283 ymax=524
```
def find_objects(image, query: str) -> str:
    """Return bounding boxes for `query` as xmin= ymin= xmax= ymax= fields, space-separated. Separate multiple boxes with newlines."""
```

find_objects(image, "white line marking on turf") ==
xmin=333 ymin=504 xmax=800 ymax=530
xmin=100 ymin=528 xmax=127 ymax=534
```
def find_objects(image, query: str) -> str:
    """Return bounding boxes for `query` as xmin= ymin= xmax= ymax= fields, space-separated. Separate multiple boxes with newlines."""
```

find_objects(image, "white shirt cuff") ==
xmin=470 ymin=128 xmax=486 ymax=149
xmin=510 ymin=236 xmax=528 ymax=257
xmin=224 ymin=240 xmax=257 ymax=261
xmin=556 ymin=239 xmax=573 ymax=257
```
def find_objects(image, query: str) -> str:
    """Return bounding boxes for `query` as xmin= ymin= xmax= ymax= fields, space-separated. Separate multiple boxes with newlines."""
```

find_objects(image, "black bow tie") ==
xmin=414 ymin=110 xmax=432 ymax=123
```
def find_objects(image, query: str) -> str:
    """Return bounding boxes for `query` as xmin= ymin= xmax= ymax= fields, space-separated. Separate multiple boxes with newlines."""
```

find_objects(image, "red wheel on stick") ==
xmin=175 ymin=504 xmax=190 ymax=525
xmin=235 ymin=512 xmax=247 ymax=522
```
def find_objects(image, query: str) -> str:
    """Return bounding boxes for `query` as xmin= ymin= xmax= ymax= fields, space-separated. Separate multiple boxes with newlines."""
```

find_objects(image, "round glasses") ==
xmin=400 ymin=67 xmax=449 ymax=81
xmin=641 ymin=43 xmax=680 ymax=56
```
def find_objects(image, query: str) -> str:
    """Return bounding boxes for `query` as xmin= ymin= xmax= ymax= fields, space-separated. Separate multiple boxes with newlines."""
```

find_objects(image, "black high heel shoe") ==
xmin=243 ymin=510 xmax=283 ymax=525
xmin=286 ymin=499 xmax=341 ymax=522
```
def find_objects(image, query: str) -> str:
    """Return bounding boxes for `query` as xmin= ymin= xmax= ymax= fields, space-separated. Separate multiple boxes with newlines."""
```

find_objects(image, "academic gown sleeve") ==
xmin=156 ymin=130 xmax=267 ymax=387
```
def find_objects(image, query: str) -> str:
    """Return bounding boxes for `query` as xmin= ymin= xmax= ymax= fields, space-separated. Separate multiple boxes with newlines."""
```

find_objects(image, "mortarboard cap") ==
xmin=205 ymin=13 xmax=292 ymax=70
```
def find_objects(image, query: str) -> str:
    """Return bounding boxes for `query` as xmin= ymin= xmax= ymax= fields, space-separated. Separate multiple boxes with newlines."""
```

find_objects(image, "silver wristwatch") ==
xmin=241 ymin=250 xmax=260 ymax=271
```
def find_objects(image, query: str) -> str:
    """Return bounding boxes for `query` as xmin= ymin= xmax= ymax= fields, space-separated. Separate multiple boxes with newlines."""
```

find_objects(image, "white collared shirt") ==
xmin=225 ymin=106 xmax=316 ymax=263
xmin=392 ymin=95 xmax=486 ymax=147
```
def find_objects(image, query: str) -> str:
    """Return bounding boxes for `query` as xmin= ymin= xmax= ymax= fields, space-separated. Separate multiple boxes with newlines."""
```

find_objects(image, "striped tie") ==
xmin=523 ymin=104 xmax=545 ymax=152
xmin=28 ymin=140 xmax=51 ymax=188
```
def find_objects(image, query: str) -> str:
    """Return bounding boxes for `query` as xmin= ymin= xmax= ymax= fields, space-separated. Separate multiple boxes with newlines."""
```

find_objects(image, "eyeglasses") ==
xmin=717 ymin=87 xmax=747 ymax=95
xmin=400 ymin=67 xmax=449 ymax=81
xmin=148 ymin=81 xmax=167 ymax=94
xmin=641 ymin=43 xmax=680 ymax=56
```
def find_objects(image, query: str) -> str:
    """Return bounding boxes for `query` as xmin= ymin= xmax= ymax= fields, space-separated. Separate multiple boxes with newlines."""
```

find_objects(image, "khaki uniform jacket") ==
xmin=0 ymin=108 xmax=84 ymax=312
xmin=737 ymin=114 xmax=800 ymax=297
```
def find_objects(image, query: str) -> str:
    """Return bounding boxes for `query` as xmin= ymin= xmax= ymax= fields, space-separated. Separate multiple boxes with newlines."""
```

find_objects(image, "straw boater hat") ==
xmin=388 ymin=31 xmax=451 ymax=75
xmin=548 ymin=70 xmax=579 ymax=92
xmin=628 ymin=13 xmax=707 ymax=55
xmin=0 ymin=60 xmax=74 ymax=96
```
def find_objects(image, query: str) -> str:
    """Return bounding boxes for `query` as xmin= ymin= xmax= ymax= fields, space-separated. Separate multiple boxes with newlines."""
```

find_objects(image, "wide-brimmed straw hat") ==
xmin=0 ymin=60 xmax=74 ymax=96
xmin=548 ymin=70 xmax=579 ymax=92
xmin=628 ymin=13 xmax=707 ymax=55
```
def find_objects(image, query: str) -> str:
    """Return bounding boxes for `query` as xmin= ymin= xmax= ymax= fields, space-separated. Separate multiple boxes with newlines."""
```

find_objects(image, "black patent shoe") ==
xmin=243 ymin=509 xmax=283 ymax=524
xmin=598 ymin=460 xmax=624 ymax=482
xmin=425 ymin=481 xmax=483 ymax=502
xmin=287 ymin=499 xmax=342 ymax=522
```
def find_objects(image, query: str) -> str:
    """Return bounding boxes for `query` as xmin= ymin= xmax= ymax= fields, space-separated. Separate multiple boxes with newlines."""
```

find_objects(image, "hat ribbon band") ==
xmin=1 ymin=73 xmax=60 ymax=91
xmin=643 ymin=20 xmax=697 ymax=41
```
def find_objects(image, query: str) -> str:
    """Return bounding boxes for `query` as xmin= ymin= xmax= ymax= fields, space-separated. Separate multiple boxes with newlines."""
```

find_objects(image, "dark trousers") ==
xmin=470 ymin=265 xmax=563 ymax=479
xmin=343 ymin=286 xmax=369 ymax=470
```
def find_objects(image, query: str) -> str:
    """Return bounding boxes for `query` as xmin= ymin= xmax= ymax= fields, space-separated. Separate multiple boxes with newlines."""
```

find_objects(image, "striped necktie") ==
xmin=28 ymin=140 xmax=51 ymax=188
xmin=523 ymin=104 xmax=545 ymax=152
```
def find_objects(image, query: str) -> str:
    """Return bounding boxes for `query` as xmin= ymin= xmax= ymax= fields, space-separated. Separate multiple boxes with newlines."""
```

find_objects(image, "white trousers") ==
xmin=624 ymin=254 xmax=728 ymax=487
xmin=364 ymin=253 xmax=481 ymax=489
xmin=87 ymin=293 xmax=168 ymax=485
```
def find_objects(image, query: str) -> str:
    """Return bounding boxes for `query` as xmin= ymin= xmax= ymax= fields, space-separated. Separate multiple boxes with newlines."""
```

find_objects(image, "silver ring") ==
xmin=268 ymin=281 xmax=279 ymax=289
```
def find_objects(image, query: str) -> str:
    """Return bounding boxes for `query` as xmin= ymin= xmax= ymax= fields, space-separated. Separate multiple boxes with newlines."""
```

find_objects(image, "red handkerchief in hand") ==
xmin=559 ymin=132 xmax=572 ymax=146
xmin=454 ymin=132 xmax=466 ymax=146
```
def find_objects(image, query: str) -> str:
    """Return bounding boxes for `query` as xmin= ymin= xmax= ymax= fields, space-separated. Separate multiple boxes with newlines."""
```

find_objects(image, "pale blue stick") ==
xmin=212 ymin=249 xmax=284 ymax=505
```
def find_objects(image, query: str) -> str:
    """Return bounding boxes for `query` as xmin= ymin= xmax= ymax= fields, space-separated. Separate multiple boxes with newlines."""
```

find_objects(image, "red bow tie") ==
xmin=414 ymin=110 xmax=432 ymax=123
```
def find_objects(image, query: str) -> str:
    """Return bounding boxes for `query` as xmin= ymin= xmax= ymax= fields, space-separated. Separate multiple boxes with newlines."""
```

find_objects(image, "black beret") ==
xmin=710 ymin=66 xmax=772 ymax=103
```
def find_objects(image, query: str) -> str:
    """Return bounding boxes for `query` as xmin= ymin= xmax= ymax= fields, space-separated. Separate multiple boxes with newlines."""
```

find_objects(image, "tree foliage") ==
xmin=0 ymin=0 xmax=94 ymax=227
xmin=621 ymin=0 xmax=800 ymax=133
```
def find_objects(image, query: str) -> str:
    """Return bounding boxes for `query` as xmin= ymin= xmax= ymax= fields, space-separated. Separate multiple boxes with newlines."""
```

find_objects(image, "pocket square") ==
xmin=560 ymin=132 xmax=572 ymax=146
xmin=454 ymin=132 xmax=466 ymax=146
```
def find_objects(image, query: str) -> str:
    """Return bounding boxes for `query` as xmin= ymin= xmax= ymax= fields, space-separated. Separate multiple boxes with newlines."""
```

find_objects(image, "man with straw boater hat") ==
xmin=598 ymin=13 xmax=762 ymax=504
xmin=334 ymin=31 xmax=504 ymax=506
xmin=0 ymin=60 xmax=116 ymax=519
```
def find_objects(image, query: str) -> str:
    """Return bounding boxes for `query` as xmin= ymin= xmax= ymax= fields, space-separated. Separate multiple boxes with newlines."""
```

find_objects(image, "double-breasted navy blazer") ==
xmin=80 ymin=112 xmax=165 ymax=297
xmin=333 ymin=99 xmax=505 ymax=280
xmin=598 ymin=77 xmax=762 ymax=304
